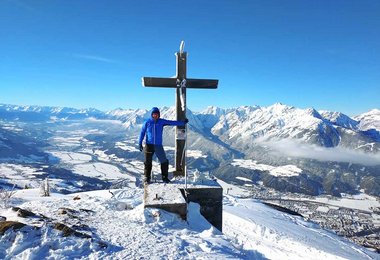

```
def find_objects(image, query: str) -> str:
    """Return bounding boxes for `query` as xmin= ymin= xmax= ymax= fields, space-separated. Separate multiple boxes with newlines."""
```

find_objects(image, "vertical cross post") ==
xmin=175 ymin=50 xmax=187 ymax=176
xmin=142 ymin=41 xmax=218 ymax=177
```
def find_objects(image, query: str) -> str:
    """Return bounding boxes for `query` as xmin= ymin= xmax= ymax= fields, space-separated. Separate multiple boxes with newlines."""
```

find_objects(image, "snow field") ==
xmin=49 ymin=152 xmax=92 ymax=165
xmin=163 ymin=146 xmax=207 ymax=159
xmin=1 ymin=188 xmax=242 ymax=259
xmin=48 ymin=150 xmax=136 ymax=183
xmin=0 ymin=164 xmax=46 ymax=189
xmin=294 ymin=195 xmax=380 ymax=212
xmin=49 ymin=137 xmax=83 ymax=148
xmin=73 ymin=163 xmax=125 ymax=180
xmin=1 ymin=184 xmax=378 ymax=259
xmin=223 ymin=196 xmax=377 ymax=260
xmin=231 ymin=159 xmax=302 ymax=177
xmin=115 ymin=141 xmax=139 ymax=152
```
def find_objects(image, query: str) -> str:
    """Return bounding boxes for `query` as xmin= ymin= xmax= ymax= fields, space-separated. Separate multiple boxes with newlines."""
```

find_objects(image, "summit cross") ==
xmin=142 ymin=41 xmax=218 ymax=176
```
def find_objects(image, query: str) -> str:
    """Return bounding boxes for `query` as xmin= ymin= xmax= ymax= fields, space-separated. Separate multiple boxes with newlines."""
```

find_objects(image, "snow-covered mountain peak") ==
xmin=77 ymin=107 xmax=103 ymax=114
xmin=319 ymin=110 xmax=359 ymax=129
xmin=0 ymin=104 xmax=105 ymax=121
xmin=200 ymin=106 xmax=226 ymax=117
xmin=304 ymin=107 xmax=323 ymax=119
xmin=210 ymin=104 xmax=341 ymax=146
xmin=266 ymin=102 xmax=294 ymax=114
xmin=364 ymin=108 xmax=380 ymax=115
xmin=355 ymin=109 xmax=380 ymax=131
xmin=235 ymin=105 xmax=260 ymax=115
xmin=253 ymin=105 xmax=321 ymax=127
xmin=107 ymin=108 xmax=147 ymax=117
xmin=2 ymin=102 xmax=379 ymax=151
xmin=160 ymin=106 xmax=177 ymax=120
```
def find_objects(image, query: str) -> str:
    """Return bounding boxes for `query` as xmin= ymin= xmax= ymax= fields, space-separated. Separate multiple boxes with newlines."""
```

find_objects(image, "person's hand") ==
xmin=184 ymin=118 xmax=189 ymax=124
xmin=139 ymin=144 xmax=143 ymax=152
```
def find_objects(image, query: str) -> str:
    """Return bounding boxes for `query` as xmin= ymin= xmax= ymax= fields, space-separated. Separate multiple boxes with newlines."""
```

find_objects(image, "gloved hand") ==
xmin=139 ymin=144 xmax=143 ymax=152
xmin=184 ymin=118 xmax=189 ymax=124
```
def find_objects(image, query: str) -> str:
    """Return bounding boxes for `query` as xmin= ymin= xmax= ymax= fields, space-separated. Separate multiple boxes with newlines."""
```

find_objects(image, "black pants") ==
xmin=144 ymin=144 xmax=169 ymax=181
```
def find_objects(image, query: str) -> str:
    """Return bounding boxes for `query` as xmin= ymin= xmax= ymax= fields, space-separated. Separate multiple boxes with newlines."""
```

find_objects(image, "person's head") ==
xmin=151 ymin=107 xmax=160 ymax=120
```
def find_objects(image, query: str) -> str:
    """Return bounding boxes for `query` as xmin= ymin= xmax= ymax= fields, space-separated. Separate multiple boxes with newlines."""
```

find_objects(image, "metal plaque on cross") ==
xmin=141 ymin=41 xmax=218 ymax=177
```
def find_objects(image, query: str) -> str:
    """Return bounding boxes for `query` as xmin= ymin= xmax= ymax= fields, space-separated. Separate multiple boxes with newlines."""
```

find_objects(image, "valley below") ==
xmin=1 ymin=103 xmax=380 ymax=253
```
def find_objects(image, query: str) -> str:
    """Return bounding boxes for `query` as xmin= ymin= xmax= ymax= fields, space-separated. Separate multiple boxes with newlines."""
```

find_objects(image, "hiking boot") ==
xmin=161 ymin=160 xmax=169 ymax=182
xmin=162 ymin=177 xmax=170 ymax=184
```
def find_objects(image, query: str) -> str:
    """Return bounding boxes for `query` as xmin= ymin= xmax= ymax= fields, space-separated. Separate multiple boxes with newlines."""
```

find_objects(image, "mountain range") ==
xmin=1 ymin=103 xmax=380 ymax=196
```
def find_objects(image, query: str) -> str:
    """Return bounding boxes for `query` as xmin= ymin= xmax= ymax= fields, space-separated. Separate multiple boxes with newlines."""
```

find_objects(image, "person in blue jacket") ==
xmin=138 ymin=107 xmax=188 ymax=184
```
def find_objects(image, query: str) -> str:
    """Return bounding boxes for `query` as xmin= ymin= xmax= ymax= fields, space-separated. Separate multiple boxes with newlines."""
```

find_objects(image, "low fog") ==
xmin=260 ymin=139 xmax=380 ymax=166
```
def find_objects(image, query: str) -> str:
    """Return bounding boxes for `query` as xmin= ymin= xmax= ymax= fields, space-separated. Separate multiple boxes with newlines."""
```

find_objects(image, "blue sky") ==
xmin=0 ymin=0 xmax=379 ymax=115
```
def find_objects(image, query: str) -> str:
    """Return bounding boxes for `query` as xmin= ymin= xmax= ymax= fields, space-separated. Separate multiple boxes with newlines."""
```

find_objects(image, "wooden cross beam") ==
xmin=142 ymin=41 xmax=218 ymax=177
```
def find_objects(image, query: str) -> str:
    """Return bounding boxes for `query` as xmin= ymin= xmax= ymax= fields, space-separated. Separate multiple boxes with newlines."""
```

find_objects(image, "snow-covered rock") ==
xmin=209 ymin=103 xmax=340 ymax=147
xmin=107 ymin=108 xmax=148 ymax=129
xmin=355 ymin=109 xmax=380 ymax=132
xmin=319 ymin=111 xmax=359 ymax=130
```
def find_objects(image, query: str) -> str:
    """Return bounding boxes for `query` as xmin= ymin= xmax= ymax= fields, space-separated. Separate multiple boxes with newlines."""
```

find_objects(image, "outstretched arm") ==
xmin=161 ymin=118 xmax=188 ymax=127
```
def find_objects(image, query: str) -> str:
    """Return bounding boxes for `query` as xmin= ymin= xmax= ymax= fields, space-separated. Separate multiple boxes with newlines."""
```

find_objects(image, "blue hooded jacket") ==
xmin=139 ymin=107 xmax=185 ymax=146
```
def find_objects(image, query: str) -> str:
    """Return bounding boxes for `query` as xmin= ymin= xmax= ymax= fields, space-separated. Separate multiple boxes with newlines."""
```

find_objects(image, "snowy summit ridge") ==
xmin=1 ymin=102 xmax=379 ymax=151
xmin=0 ymin=183 xmax=377 ymax=259
xmin=355 ymin=109 xmax=380 ymax=132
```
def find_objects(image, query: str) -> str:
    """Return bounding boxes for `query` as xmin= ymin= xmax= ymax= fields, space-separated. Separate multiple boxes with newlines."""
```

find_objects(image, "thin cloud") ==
xmin=258 ymin=139 xmax=380 ymax=166
xmin=73 ymin=54 xmax=119 ymax=64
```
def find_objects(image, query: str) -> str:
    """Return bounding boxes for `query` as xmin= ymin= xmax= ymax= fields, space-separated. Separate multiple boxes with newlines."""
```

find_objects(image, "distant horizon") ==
xmin=0 ymin=101 xmax=377 ymax=117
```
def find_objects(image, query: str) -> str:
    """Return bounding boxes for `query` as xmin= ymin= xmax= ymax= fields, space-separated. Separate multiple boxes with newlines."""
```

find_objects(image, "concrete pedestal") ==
xmin=180 ymin=186 xmax=223 ymax=231
xmin=144 ymin=181 xmax=223 ymax=231
xmin=144 ymin=183 xmax=187 ymax=220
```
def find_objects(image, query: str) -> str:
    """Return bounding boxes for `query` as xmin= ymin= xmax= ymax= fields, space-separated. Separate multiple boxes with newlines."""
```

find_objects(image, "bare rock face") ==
xmin=0 ymin=221 xmax=26 ymax=235
xmin=57 ymin=207 xmax=78 ymax=216
xmin=11 ymin=207 xmax=37 ymax=218
xmin=53 ymin=223 xmax=91 ymax=239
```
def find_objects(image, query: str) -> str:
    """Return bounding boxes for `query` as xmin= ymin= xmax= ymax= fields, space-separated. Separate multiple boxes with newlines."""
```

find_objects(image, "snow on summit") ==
xmin=1 ymin=181 xmax=378 ymax=259
xmin=210 ymin=103 xmax=329 ymax=143
xmin=355 ymin=109 xmax=380 ymax=132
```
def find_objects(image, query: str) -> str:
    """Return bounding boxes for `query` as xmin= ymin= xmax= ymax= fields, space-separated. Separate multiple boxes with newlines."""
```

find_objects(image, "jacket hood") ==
xmin=150 ymin=107 xmax=160 ymax=117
